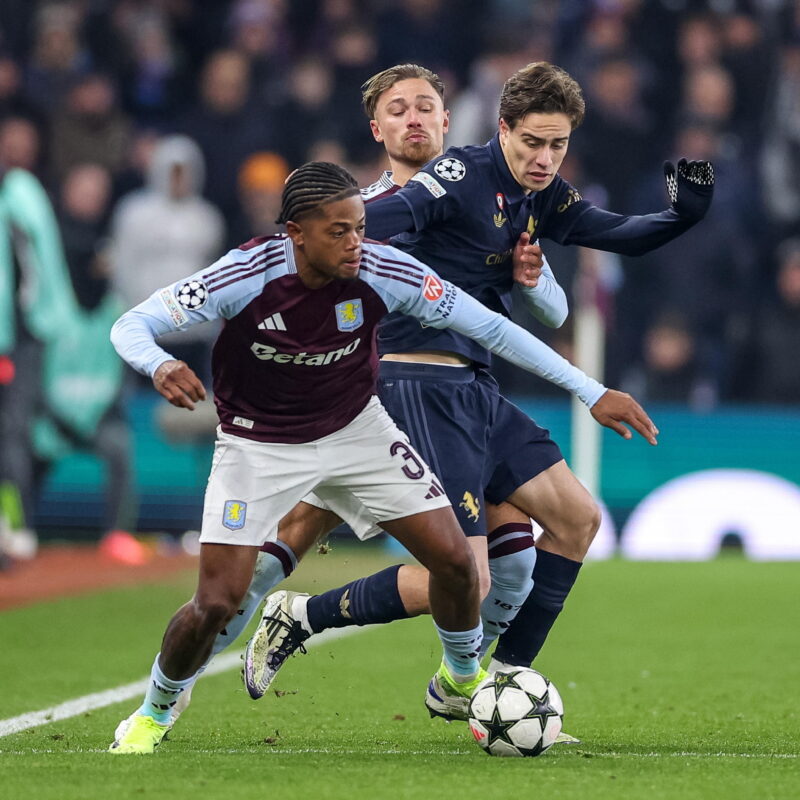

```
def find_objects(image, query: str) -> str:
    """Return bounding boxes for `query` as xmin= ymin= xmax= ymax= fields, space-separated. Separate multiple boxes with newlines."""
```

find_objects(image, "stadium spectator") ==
xmin=228 ymin=150 xmax=289 ymax=249
xmin=179 ymin=49 xmax=273 ymax=221
xmin=114 ymin=12 xmax=188 ymax=125
xmin=110 ymin=134 xmax=225 ymax=380
xmin=58 ymin=163 xmax=113 ymax=308
xmin=49 ymin=73 xmax=131 ymax=182
xmin=269 ymin=57 xmax=337 ymax=168
xmin=752 ymin=239 xmax=800 ymax=405
xmin=0 ymin=115 xmax=43 ymax=176
xmin=622 ymin=310 xmax=716 ymax=409
xmin=761 ymin=40 xmax=800 ymax=241
xmin=24 ymin=2 xmax=89 ymax=115
xmin=30 ymin=160 xmax=137 ymax=550
xmin=576 ymin=56 xmax=657 ymax=210
xmin=0 ymin=159 xmax=78 ymax=561
xmin=227 ymin=0 xmax=289 ymax=96
xmin=0 ymin=55 xmax=41 ymax=123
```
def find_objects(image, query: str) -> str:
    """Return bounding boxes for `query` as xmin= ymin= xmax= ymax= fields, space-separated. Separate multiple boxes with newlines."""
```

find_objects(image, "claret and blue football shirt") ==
xmin=111 ymin=236 xmax=604 ymax=444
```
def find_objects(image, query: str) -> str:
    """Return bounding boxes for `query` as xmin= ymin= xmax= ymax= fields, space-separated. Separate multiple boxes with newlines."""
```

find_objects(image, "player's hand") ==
xmin=590 ymin=389 xmax=658 ymax=445
xmin=663 ymin=158 xmax=714 ymax=221
xmin=153 ymin=359 xmax=207 ymax=410
xmin=512 ymin=232 xmax=543 ymax=288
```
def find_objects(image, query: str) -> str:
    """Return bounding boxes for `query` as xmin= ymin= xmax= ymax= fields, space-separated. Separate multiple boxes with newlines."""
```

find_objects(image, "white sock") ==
xmin=291 ymin=594 xmax=313 ymax=635
xmin=488 ymin=657 xmax=514 ymax=674
xmin=139 ymin=654 xmax=196 ymax=724
xmin=434 ymin=621 xmax=483 ymax=681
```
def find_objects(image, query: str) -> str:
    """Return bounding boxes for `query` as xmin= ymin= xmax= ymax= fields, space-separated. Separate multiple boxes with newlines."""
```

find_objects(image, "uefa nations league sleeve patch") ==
xmin=433 ymin=157 xmax=466 ymax=181
xmin=176 ymin=279 xmax=209 ymax=310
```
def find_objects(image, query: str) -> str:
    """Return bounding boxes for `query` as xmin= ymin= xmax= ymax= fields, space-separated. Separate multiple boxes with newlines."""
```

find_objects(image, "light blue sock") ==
xmin=139 ymin=654 xmax=196 ymax=724
xmin=209 ymin=548 xmax=290 ymax=657
xmin=434 ymin=621 xmax=483 ymax=679
xmin=480 ymin=524 xmax=537 ymax=657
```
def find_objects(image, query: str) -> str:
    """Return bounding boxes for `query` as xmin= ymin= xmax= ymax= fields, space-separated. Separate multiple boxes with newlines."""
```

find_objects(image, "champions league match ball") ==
xmin=468 ymin=667 xmax=564 ymax=757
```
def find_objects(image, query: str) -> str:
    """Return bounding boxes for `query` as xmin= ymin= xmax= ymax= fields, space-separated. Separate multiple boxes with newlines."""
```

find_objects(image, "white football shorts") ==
xmin=199 ymin=396 xmax=451 ymax=546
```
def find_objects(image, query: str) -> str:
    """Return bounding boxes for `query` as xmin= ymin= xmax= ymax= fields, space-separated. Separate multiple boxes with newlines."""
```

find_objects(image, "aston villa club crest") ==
xmin=335 ymin=299 xmax=364 ymax=331
xmin=222 ymin=500 xmax=247 ymax=530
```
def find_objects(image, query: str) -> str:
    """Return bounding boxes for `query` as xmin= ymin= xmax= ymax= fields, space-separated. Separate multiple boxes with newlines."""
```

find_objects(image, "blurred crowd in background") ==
xmin=1 ymin=0 xmax=800 ymax=552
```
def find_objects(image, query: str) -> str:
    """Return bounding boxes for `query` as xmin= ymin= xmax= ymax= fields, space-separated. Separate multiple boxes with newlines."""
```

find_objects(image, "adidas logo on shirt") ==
xmin=258 ymin=313 xmax=287 ymax=331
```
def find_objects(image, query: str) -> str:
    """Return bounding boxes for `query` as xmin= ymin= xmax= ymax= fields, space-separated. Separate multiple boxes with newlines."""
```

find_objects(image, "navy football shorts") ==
xmin=378 ymin=362 xmax=563 ymax=537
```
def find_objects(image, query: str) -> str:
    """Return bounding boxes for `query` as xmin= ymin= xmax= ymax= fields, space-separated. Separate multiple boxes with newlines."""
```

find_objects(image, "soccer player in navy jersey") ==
xmin=108 ymin=162 xmax=656 ymax=754
xmin=239 ymin=62 xmax=712 ymax=722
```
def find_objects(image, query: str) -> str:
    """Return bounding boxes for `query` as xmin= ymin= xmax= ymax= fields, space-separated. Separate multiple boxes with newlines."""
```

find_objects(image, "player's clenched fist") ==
xmin=512 ymin=232 xmax=543 ymax=288
xmin=590 ymin=389 xmax=659 ymax=445
xmin=153 ymin=359 xmax=207 ymax=410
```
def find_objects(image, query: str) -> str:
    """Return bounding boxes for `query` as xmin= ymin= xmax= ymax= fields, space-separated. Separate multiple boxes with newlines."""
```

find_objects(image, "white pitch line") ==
xmin=0 ymin=627 xmax=358 ymax=738
xmin=0 ymin=748 xmax=796 ymax=759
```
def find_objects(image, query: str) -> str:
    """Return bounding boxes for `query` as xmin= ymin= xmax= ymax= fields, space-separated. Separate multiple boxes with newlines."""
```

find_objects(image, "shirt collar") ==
xmin=283 ymin=235 xmax=297 ymax=274
xmin=488 ymin=133 xmax=528 ymax=203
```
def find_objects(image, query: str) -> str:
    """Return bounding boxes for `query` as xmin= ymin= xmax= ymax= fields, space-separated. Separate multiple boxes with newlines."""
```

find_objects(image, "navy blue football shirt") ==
xmin=367 ymin=133 xmax=698 ymax=366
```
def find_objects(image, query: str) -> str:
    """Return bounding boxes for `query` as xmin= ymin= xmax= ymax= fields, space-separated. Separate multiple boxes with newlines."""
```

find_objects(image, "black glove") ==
xmin=663 ymin=159 xmax=714 ymax=221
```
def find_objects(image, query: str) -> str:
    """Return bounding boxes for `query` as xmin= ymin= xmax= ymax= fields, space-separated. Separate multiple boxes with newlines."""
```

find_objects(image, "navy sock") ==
xmin=306 ymin=565 xmax=409 ymax=633
xmin=493 ymin=549 xmax=582 ymax=666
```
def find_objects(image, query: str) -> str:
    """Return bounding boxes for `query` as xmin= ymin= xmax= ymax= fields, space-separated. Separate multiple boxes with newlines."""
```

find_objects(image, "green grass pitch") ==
xmin=1 ymin=549 xmax=798 ymax=799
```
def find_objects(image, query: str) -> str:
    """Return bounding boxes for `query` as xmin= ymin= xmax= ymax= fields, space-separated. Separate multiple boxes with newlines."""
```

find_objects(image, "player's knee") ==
xmin=548 ymin=496 xmax=600 ymax=555
xmin=577 ymin=499 xmax=602 ymax=551
xmin=489 ymin=544 xmax=536 ymax=592
xmin=434 ymin=540 xmax=478 ymax=594
xmin=192 ymin=594 xmax=239 ymax=635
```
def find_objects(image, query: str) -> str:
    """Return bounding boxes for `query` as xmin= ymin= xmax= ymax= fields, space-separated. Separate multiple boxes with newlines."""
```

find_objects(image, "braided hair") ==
xmin=276 ymin=162 xmax=360 ymax=224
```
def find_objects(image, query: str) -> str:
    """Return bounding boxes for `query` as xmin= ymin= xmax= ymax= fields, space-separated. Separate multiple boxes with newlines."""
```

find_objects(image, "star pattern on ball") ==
xmin=490 ymin=669 xmax=525 ymax=699
xmin=482 ymin=706 xmax=517 ymax=748
xmin=523 ymin=689 xmax=561 ymax=728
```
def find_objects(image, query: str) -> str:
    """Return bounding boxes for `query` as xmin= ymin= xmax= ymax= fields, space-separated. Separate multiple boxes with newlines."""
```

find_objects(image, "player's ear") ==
xmin=442 ymin=109 xmax=450 ymax=134
xmin=369 ymin=119 xmax=383 ymax=143
xmin=285 ymin=220 xmax=304 ymax=246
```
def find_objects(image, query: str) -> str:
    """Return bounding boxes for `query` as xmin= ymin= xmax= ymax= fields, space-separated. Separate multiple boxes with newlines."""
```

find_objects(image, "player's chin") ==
xmin=403 ymin=141 xmax=437 ymax=164
xmin=526 ymin=174 xmax=554 ymax=191
xmin=338 ymin=261 xmax=361 ymax=279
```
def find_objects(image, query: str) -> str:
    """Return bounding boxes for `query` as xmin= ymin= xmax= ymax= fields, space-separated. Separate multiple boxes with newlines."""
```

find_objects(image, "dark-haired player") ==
xmin=359 ymin=61 xmax=713 ymax=687
xmin=241 ymin=61 xmax=713 ymax=721
xmin=107 ymin=161 xmax=655 ymax=754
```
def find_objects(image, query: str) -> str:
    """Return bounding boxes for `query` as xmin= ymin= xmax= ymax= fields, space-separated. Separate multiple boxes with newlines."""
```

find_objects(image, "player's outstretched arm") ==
xmin=153 ymin=359 xmax=206 ymax=410
xmin=421 ymin=285 xmax=657 ymax=444
xmin=553 ymin=160 xmax=714 ymax=256
xmin=590 ymin=389 xmax=658 ymax=445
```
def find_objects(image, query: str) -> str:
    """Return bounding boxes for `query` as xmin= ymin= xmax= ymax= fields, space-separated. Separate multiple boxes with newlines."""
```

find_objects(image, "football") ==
xmin=468 ymin=667 xmax=564 ymax=757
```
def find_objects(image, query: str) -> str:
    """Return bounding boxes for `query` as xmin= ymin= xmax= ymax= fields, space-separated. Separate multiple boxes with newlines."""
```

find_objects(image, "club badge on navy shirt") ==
xmin=494 ymin=192 xmax=507 ymax=228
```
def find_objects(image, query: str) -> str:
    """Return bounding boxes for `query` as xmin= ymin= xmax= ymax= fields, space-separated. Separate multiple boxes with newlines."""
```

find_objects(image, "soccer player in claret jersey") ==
xmin=240 ymin=62 xmax=712 ymax=722
xmin=108 ymin=161 xmax=656 ymax=754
